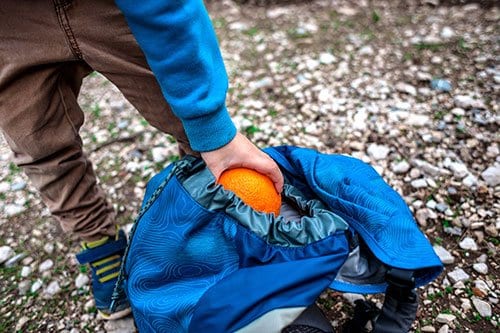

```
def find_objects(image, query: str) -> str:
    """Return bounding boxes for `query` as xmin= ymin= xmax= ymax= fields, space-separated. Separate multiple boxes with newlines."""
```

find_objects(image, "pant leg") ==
xmin=0 ymin=1 xmax=116 ymax=241
xmin=66 ymin=0 xmax=196 ymax=156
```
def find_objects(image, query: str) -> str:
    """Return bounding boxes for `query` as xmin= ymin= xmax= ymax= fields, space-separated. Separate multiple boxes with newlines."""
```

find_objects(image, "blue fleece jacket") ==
xmin=115 ymin=0 xmax=236 ymax=152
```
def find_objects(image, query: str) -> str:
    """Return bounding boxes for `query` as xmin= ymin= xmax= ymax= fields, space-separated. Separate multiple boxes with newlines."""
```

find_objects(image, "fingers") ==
xmin=200 ymin=133 xmax=284 ymax=193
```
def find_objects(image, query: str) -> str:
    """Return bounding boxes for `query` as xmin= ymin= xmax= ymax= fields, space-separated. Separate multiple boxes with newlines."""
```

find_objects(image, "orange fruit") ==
xmin=218 ymin=168 xmax=281 ymax=216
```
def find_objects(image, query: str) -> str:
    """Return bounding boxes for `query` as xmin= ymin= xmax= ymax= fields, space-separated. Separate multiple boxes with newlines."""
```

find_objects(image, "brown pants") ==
xmin=0 ymin=0 xmax=194 ymax=241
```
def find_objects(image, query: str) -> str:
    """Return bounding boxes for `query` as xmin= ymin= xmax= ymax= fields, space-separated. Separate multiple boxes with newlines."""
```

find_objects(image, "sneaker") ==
xmin=76 ymin=229 xmax=131 ymax=320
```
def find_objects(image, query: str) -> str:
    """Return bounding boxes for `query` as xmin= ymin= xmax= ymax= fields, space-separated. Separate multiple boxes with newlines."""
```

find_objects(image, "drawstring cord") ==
xmin=109 ymin=158 xmax=194 ymax=312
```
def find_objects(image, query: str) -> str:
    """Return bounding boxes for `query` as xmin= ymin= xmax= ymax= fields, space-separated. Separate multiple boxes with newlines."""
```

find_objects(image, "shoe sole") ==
xmin=98 ymin=307 xmax=132 ymax=321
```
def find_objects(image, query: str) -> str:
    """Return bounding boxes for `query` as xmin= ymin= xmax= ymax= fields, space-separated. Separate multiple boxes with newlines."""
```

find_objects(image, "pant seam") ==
xmin=53 ymin=0 xmax=83 ymax=60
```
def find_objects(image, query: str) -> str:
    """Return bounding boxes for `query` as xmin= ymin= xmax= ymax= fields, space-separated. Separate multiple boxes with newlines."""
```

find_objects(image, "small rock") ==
xmin=0 ymin=246 xmax=15 ymax=264
xmin=43 ymin=243 xmax=55 ymax=255
xmin=84 ymin=299 xmax=96 ymax=311
xmin=433 ymin=245 xmax=455 ymax=264
xmin=44 ymin=280 xmax=61 ymax=298
xmin=430 ymin=79 xmax=452 ymax=92
xmin=367 ymin=144 xmax=390 ymax=160
xmin=4 ymin=204 xmax=26 ymax=217
xmin=438 ymin=325 xmax=449 ymax=333
xmin=411 ymin=178 xmax=428 ymax=189
xmin=472 ymin=298 xmax=492 ymax=317
xmin=421 ymin=325 xmax=436 ymax=332
xmin=454 ymin=95 xmax=485 ymax=109
xmin=392 ymin=160 xmax=410 ymax=174
xmin=406 ymin=114 xmax=430 ymax=127
xmin=444 ymin=226 xmax=462 ymax=236
xmin=15 ymin=316 xmax=30 ymax=331
xmin=447 ymin=268 xmax=470 ymax=283
xmin=436 ymin=313 xmax=456 ymax=325
xmin=21 ymin=266 xmax=32 ymax=278
xmin=461 ymin=298 xmax=472 ymax=312
xmin=31 ymin=279 xmax=43 ymax=293
xmin=440 ymin=26 xmax=455 ymax=39
xmin=5 ymin=252 xmax=27 ymax=267
xmin=319 ymin=52 xmax=336 ymax=65
xmin=39 ymin=259 xmax=54 ymax=272
xmin=485 ymin=224 xmax=498 ymax=237
xmin=151 ymin=147 xmax=170 ymax=163
xmin=416 ymin=209 xmax=430 ymax=227
xmin=18 ymin=280 xmax=31 ymax=295
xmin=462 ymin=174 xmax=478 ymax=188
xmin=75 ymin=273 xmax=90 ymax=289
xmin=459 ymin=237 xmax=478 ymax=251
xmin=10 ymin=181 xmax=27 ymax=191
xmin=358 ymin=45 xmax=374 ymax=56
xmin=396 ymin=82 xmax=417 ymax=96
xmin=481 ymin=165 xmax=500 ymax=187
xmin=342 ymin=293 xmax=365 ymax=305
xmin=0 ymin=182 xmax=10 ymax=193
xmin=473 ymin=263 xmax=488 ymax=275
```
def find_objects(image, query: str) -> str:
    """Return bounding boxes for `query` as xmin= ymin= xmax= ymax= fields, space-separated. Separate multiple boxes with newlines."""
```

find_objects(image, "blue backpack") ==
xmin=111 ymin=146 xmax=443 ymax=332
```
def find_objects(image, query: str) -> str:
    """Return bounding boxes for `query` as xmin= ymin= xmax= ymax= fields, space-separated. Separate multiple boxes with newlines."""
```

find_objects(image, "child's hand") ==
xmin=201 ymin=133 xmax=284 ymax=193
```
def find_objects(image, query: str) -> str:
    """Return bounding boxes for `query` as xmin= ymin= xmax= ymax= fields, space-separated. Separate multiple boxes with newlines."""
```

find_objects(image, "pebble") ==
xmin=319 ymin=52 xmax=336 ymax=65
xmin=395 ymin=82 xmax=417 ymax=96
xmin=31 ymin=279 xmax=43 ymax=293
xmin=461 ymin=298 xmax=472 ymax=312
xmin=480 ymin=165 xmax=500 ymax=187
xmin=438 ymin=325 xmax=449 ymax=333
xmin=0 ymin=181 xmax=10 ymax=193
xmin=472 ymin=298 xmax=492 ymax=317
xmin=4 ymin=204 xmax=27 ymax=217
xmin=5 ymin=252 xmax=27 ymax=268
xmin=10 ymin=181 xmax=27 ymax=191
xmin=406 ymin=114 xmax=430 ymax=127
xmin=21 ymin=266 xmax=32 ymax=277
xmin=472 ymin=263 xmax=488 ymax=275
xmin=43 ymin=243 xmax=55 ymax=255
xmin=436 ymin=313 xmax=456 ymax=325
xmin=421 ymin=326 xmax=436 ymax=332
xmin=75 ymin=273 xmax=90 ymax=289
xmin=151 ymin=147 xmax=170 ymax=163
xmin=392 ymin=160 xmax=410 ymax=174
xmin=411 ymin=178 xmax=428 ymax=189
xmin=15 ymin=316 xmax=30 ymax=331
xmin=433 ymin=245 xmax=455 ymax=264
xmin=367 ymin=144 xmax=390 ymax=160
xmin=39 ymin=259 xmax=54 ymax=272
xmin=459 ymin=237 xmax=478 ymax=251
xmin=342 ymin=293 xmax=365 ymax=305
xmin=440 ymin=26 xmax=455 ymax=39
xmin=454 ymin=95 xmax=485 ymax=109
xmin=43 ymin=281 xmax=61 ymax=298
xmin=0 ymin=245 xmax=15 ymax=264
xmin=447 ymin=268 xmax=470 ymax=283
xmin=462 ymin=174 xmax=478 ymax=188
xmin=430 ymin=79 xmax=452 ymax=92
xmin=18 ymin=280 xmax=31 ymax=295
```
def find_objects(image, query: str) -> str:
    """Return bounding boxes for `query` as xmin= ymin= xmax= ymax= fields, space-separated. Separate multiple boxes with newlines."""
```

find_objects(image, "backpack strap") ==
xmin=341 ymin=268 xmax=418 ymax=333
xmin=372 ymin=268 xmax=418 ymax=333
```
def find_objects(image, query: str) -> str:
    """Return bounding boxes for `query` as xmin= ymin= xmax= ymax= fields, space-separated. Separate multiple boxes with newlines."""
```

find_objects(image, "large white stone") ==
xmin=481 ymin=165 xmax=500 ymax=187
xmin=433 ymin=245 xmax=455 ymax=265
xmin=447 ymin=268 xmax=470 ymax=283
xmin=367 ymin=144 xmax=390 ymax=160
xmin=0 ymin=246 xmax=14 ymax=264
xmin=472 ymin=298 xmax=492 ymax=317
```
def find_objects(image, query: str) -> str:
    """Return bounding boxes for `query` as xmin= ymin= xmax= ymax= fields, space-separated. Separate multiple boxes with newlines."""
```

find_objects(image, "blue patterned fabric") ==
xmin=124 ymin=146 xmax=443 ymax=332
xmin=264 ymin=146 xmax=443 ymax=292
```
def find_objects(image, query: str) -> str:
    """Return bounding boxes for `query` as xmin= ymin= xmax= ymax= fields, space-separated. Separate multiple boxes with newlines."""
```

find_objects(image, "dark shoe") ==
xmin=76 ymin=229 xmax=131 ymax=320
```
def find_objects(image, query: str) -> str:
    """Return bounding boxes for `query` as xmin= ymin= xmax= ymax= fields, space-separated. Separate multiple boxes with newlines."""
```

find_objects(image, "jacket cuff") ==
xmin=182 ymin=105 xmax=237 ymax=152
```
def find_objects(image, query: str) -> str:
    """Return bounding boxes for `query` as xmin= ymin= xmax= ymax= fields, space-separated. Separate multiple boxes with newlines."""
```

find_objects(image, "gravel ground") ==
xmin=0 ymin=0 xmax=498 ymax=332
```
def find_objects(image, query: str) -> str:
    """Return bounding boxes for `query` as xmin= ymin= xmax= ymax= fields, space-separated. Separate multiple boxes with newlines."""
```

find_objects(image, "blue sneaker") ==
xmin=76 ymin=229 xmax=131 ymax=320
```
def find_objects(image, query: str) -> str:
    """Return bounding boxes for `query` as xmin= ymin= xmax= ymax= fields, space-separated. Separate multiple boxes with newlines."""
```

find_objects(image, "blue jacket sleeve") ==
xmin=115 ymin=0 xmax=237 ymax=152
